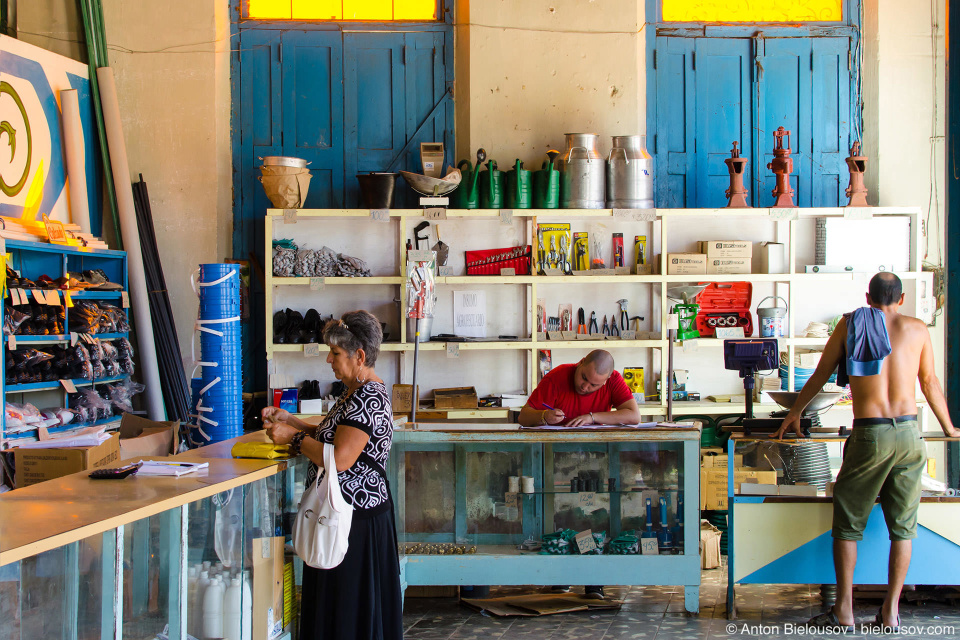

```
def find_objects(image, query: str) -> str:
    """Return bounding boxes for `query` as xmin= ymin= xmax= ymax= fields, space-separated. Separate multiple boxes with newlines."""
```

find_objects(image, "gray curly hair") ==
xmin=322 ymin=310 xmax=383 ymax=366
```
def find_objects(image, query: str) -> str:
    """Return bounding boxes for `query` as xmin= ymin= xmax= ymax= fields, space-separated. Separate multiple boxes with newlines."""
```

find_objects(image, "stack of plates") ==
xmin=779 ymin=441 xmax=832 ymax=490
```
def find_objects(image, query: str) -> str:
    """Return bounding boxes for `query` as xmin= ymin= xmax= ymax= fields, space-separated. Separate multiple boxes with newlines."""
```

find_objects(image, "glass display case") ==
xmin=390 ymin=424 xmax=702 ymax=613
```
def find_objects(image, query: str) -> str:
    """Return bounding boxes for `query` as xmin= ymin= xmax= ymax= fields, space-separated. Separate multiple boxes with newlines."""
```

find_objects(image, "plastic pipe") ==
xmin=97 ymin=67 xmax=165 ymax=420
xmin=59 ymin=89 xmax=91 ymax=235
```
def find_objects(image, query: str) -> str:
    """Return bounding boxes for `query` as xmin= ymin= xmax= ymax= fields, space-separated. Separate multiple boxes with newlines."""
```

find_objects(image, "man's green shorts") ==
xmin=832 ymin=416 xmax=926 ymax=541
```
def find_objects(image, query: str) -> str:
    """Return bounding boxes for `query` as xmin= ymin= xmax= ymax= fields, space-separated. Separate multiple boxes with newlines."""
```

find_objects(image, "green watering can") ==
xmin=451 ymin=148 xmax=485 ymax=209
xmin=478 ymin=159 xmax=503 ymax=209
xmin=504 ymin=159 xmax=533 ymax=209
xmin=533 ymin=150 xmax=560 ymax=209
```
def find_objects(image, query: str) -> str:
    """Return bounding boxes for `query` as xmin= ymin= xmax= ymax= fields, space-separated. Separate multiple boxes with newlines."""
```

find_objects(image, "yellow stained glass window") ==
xmin=247 ymin=0 xmax=437 ymax=20
xmin=662 ymin=0 xmax=842 ymax=22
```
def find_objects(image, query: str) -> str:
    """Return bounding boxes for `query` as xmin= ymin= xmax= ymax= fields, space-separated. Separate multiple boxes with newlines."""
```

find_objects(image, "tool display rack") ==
xmin=1 ymin=240 xmax=130 ymax=448
xmin=265 ymin=206 xmax=926 ymax=419
xmin=390 ymin=424 xmax=703 ymax=612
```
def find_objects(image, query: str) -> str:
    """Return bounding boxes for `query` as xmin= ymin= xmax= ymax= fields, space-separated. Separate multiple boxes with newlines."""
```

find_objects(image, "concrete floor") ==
xmin=402 ymin=564 xmax=960 ymax=639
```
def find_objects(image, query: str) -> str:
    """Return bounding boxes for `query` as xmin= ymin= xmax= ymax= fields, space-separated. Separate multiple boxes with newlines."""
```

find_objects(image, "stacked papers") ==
xmin=15 ymin=426 xmax=111 ymax=449
xmin=136 ymin=460 xmax=209 ymax=477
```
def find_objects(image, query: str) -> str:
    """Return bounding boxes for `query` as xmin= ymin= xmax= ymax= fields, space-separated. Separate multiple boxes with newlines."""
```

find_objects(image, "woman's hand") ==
xmin=262 ymin=406 xmax=291 ymax=424
xmin=265 ymin=421 xmax=299 ymax=445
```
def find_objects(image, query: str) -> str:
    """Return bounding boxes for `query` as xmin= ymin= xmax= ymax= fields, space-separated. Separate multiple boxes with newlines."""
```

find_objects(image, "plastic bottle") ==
xmin=187 ymin=567 xmax=199 ymax=637
xmin=222 ymin=576 xmax=242 ymax=640
xmin=241 ymin=570 xmax=253 ymax=640
xmin=194 ymin=570 xmax=211 ymax=637
xmin=203 ymin=575 xmax=225 ymax=639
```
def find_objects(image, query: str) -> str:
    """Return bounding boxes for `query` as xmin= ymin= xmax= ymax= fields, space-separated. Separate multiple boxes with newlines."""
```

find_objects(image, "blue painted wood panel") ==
xmin=695 ymin=38 xmax=753 ymax=209
xmin=654 ymin=37 xmax=695 ymax=208
xmin=281 ymin=31 xmax=344 ymax=210
xmin=811 ymin=37 xmax=852 ymax=207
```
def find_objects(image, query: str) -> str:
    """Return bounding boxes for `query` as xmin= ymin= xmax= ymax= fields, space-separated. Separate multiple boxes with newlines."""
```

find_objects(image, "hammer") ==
xmin=629 ymin=315 xmax=644 ymax=332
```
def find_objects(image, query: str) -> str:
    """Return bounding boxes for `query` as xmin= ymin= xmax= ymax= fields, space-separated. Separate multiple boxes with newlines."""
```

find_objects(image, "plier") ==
xmin=601 ymin=315 xmax=611 ymax=336
xmin=577 ymin=307 xmax=587 ymax=334
xmin=610 ymin=313 xmax=621 ymax=337
xmin=589 ymin=311 xmax=598 ymax=335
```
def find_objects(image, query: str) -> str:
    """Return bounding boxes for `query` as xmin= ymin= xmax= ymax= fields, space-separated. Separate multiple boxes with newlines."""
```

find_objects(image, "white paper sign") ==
xmin=453 ymin=290 xmax=486 ymax=338
xmin=640 ymin=537 xmax=660 ymax=555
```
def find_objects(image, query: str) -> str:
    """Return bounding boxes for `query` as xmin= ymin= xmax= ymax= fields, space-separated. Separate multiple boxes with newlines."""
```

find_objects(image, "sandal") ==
xmin=874 ymin=608 xmax=900 ymax=633
xmin=806 ymin=609 xmax=855 ymax=631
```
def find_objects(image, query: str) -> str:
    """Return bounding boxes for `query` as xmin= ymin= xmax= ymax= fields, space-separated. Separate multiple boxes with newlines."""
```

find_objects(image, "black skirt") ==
xmin=299 ymin=505 xmax=403 ymax=640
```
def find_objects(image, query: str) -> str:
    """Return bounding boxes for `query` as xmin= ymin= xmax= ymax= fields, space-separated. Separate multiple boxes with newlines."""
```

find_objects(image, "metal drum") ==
xmin=606 ymin=135 xmax=654 ymax=209
xmin=558 ymin=133 xmax=605 ymax=209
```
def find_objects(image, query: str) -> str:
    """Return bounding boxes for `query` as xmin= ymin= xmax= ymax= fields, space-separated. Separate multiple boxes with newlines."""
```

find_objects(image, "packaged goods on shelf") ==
xmin=536 ymin=223 xmax=572 ymax=274
xmin=705 ymin=258 xmax=752 ymax=275
xmin=666 ymin=253 xmax=706 ymax=275
xmin=759 ymin=242 xmax=786 ymax=274
xmin=697 ymin=240 xmax=752 ymax=258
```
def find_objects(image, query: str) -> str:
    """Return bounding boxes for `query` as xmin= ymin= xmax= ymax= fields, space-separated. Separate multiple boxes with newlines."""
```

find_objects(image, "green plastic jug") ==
xmin=452 ymin=159 xmax=479 ymax=209
xmin=478 ymin=160 xmax=503 ymax=209
xmin=504 ymin=159 xmax=533 ymax=209
xmin=533 ymin=150 xmax=560 ymax=209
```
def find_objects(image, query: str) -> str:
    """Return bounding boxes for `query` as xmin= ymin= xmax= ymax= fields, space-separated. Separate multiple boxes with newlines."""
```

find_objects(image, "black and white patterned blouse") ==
xmin=305 ymin=381 xmax=393 ymax=517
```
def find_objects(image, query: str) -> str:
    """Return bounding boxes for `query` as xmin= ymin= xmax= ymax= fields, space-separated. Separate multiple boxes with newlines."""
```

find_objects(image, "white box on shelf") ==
xmin=759 ymin=242 xmax=785 ymax=274
xmin=815 ymin=217 xmax=910 ymax=272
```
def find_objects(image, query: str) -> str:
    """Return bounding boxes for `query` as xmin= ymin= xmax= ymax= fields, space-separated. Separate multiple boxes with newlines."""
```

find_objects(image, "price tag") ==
xmin=715 ymin=327 xmax=745 ymax=339
xmin=60 ymin=379 xmax=78 ymax=393
xmin=575 ymin=529 xmax=598 ymax=554
xmin=437 ymin=266 xmax=454 ymax=276
xmin=579 ymin=491 xmax=597 ymax=508
xmin=613 ymin=208 xmax=656 ymax=222
xmin=0 ymin=237 xmax=5 ymax=254
xmin=45 ymin=290 xmax=61 ymax=306
xmin=31 ymin=289 xmax=46 ymax=305
xmin=666 ymin=313 xmax=679 ymax=331
xmin=283 ymin=209 xmax=297 ymax=224
xmin=499 ymin=209 xmax=513 ymax=225
xmin=621 ymin=330 xmax=637 ymax=340
xmin=309 ymin=277 xmax=325 ymax=291
xmin=505 ymin=491 xmax=521 ymax=510
xmin=500 ymin=267 xmax=516 ymax=276
xmin=370 ymin=208 xmax=390 ymax=222
xmin=843 ymin=206 xmax=873 ymax=220
xmin=445 ymin=343 xmax=460 ymax=358
xmin=424 ymin=208 xmax=446 ymax=220
xmin=70 ymin=332 xmax=78 ymax=346
xmin=37 ymin=426 xmax=51 ymax=441
xmin=640 ymin=537 xmax=660 ymax=555
xmin=682 ymin=339 xmax=699 ymax=352
xmin=7 ymin=334 xmax=15 ymax=350
xmin=769 ymin=207 xmax=799 ymax=221
xmin=121 ymin=291 xmax=130 ymax=308
xmin=547 ymin=331 xmax=564 ymax=341
xmin=303 ymin=343 xmax=321 ymax=358
xmin=10 ymin=289 xmax=21 ymax=305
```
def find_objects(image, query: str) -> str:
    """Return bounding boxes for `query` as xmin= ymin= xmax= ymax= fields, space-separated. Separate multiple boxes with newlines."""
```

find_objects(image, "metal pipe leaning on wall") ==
xmin=59 ymin=89 xmax=92 ymax=235
xmin=96 ymin=67 xmax=165 ymax=421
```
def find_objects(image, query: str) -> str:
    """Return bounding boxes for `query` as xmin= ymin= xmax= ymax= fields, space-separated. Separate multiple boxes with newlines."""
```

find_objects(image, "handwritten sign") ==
xmin=499 ymin=209 xmax=514 ymax=225
xmin=613 ymin=208 xmax=656 ymax=222
xmin=424 ymin=208 xmax=446 ymax=220
xmin=640 ymin=537 xmax=660 ymax=555
xmin=309 ymin=277 xmax=325 ymax=291
xmin=369 ymin=208 xmax=390 ymax=222
xmin=445 ymin=343 xmax=460 ymax=359
xmin=579 ymin=491 xmax=597 ymax=508
xmin=303 ymin=343 xmax=321 ymax=358
xmin=283 ymin=209 xmax=297 ymax=224
xmin=575 ymin=530 xmax=598 ymax=554
xmin=453 ymin=290 xmax=486 ymax=339
xmin=769 ymin=207 xmax=799 ymax=221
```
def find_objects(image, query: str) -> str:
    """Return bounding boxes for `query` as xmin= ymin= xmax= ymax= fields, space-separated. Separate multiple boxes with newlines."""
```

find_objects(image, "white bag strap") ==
xmin=322 ymin=443 xmax=348 ymax=513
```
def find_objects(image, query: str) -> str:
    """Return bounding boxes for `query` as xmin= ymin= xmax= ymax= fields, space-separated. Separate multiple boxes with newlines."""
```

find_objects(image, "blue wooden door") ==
xmin=652 ymin=35 xmax=851 ymax=208
xmin=280 ymin=31 xmax=344 ymax=209
xmin=694 ymin=38 xmax=753 ymax=209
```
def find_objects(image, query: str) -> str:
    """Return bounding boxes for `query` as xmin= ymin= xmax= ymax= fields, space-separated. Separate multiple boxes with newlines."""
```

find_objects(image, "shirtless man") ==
xmin=773 ymin=272 xmax=958 ymax=630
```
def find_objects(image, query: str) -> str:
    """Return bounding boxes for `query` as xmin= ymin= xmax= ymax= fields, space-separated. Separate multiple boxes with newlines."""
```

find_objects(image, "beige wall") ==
xmin=19 ymin=1 xmax=233 ymax=374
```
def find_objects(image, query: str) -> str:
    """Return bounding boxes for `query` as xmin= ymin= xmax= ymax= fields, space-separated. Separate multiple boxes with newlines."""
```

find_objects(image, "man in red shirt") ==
xmin=519 ymin=350 xmax=640 ymax=427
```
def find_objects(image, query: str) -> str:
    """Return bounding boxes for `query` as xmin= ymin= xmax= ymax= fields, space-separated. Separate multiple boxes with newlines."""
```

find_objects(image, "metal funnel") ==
xmin=667 ymin=285 xmax=706 ymax=303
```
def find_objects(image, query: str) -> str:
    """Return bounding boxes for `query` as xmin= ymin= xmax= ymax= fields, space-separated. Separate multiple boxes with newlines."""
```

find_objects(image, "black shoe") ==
xmin=285 ymin=309 xmax=303 ymax=344
xmin=584 ymin=585 xmax=605 ymax=600
xmin=273 ymin=309 xmax=287 ymax=344
xmin=302 ymin=309 xmax=320 ymax=343
xmin=550 ymin=585 xmax=571 ymax=593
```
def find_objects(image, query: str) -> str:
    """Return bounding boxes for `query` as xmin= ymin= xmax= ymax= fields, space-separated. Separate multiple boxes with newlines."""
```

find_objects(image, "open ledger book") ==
xmin=136 ymin=460 xmax=209 ymax=477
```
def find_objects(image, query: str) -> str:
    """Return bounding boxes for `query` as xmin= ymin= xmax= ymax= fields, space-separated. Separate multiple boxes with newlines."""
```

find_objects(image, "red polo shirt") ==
xmin=527 ymin=363 xmax=633 ymax=418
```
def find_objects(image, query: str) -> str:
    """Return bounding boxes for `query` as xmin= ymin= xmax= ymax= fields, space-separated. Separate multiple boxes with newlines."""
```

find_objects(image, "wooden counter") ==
xmin=0 ymin=432 xmax=289 ymax=567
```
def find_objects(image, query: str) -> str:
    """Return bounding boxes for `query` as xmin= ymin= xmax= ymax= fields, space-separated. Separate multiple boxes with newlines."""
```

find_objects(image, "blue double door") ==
xmin=653 ymin=36 xmax=852 ymax=208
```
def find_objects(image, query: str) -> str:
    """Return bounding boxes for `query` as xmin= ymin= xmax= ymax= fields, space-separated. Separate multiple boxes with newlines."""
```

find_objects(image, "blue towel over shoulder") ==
xmin=837 ymin=307 xmax=891 ymax=386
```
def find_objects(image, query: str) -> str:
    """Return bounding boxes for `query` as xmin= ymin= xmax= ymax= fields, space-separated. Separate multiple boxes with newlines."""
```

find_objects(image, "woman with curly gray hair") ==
xmin=263 ymin=310 xmax=401 ymax=639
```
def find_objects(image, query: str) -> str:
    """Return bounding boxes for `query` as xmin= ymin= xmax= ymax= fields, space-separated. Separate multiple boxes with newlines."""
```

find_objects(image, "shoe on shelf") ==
xmin=302 ymin=308 xmax=321 ymax=343
xmin=550 ymin=585 xmax=571 ymax=593
xmin=285 ymin=308 xmax=303 ymax=344
xmin=584 ymin=586 xmax=605 ymax=600
xmin=273 ymin=310 xmax=287 ymax=344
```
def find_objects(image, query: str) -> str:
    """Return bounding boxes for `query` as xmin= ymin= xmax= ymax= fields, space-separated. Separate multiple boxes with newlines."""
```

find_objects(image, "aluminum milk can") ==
xmin=606 ymin=135 xmax=654 ymax=209
xmin=558 ymin=133 xmax=605 ymax=209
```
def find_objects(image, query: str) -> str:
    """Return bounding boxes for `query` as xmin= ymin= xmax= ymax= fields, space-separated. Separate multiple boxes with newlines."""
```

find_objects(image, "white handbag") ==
xmin=293 ymin=443 xmax=354 ymax=569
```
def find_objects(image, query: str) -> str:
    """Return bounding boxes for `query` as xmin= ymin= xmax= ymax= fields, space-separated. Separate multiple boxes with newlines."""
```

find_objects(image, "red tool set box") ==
xmin=465 ymin=245 xmax=532 ymax=276
xmin=695 ymin=282 xmax=753 ymax=337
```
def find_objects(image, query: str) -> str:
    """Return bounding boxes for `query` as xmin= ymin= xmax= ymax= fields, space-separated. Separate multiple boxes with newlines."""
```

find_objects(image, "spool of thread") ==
xmin=521 ymin=476 xmax=535 ymax=493
xmin=508 ymin=476 xmax=520 ymax=493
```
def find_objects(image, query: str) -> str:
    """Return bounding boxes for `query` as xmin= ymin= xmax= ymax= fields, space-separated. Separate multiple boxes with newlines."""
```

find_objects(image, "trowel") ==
xmin=431 ymin=224 xmax=450 ymax=266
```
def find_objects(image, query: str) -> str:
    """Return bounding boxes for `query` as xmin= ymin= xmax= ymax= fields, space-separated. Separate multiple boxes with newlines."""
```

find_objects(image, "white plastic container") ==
xmin=222 ymin=577 xmax=242 ymax=640
xmin=203 ymin=576 xmax=225 ymax=639
xmin=194 ymin=571 xmax=211 ymax=637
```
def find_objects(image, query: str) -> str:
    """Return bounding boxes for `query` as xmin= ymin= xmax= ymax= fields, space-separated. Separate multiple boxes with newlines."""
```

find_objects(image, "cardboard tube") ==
xmin=96 ymin=67 xmax=165 ymax=421
xmin=60 ymin=89 xmax=92 ymax=234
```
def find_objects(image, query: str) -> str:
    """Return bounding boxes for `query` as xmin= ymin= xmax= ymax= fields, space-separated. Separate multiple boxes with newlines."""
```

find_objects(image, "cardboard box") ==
xmin=666 ymin=253 xmax=706 ymax=275
xmin=700 ymin=520 xmax=722 ymax=569
xmin=759 ymin=242 xmax=786 ymax=274
xmin=392 ymin=384 xmax=420 ymax=413
xmin=253 ymin=537 xmax=285 ymax=640
xmin=778 ymin=484 xmax=819 ymax=497
xmin=705 ymin=257 xmax=752 ymax=274
xmin=14 ymin=434 xmax=121 ymax=487
xmin=700 ymin=452 xmax=743 ymax=468
xmin=434 ymin=386 xmax=478 ymax=410
xmin=698 ymin=240 xmax=753 ymax=258
xmin=739 ymin=482 xmax=780 ymax=496
xmin=118 ymin=414 xmax=179 ymax=460
xmin=699 ymin=467 xmax=778 ymax=510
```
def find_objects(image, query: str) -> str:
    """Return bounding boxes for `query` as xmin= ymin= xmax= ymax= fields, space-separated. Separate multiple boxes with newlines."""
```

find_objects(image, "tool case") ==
xmin=465 ymin=245 xmax=532 ymax=275
xmin=695 ymin=281 xmax=753 ymax=337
